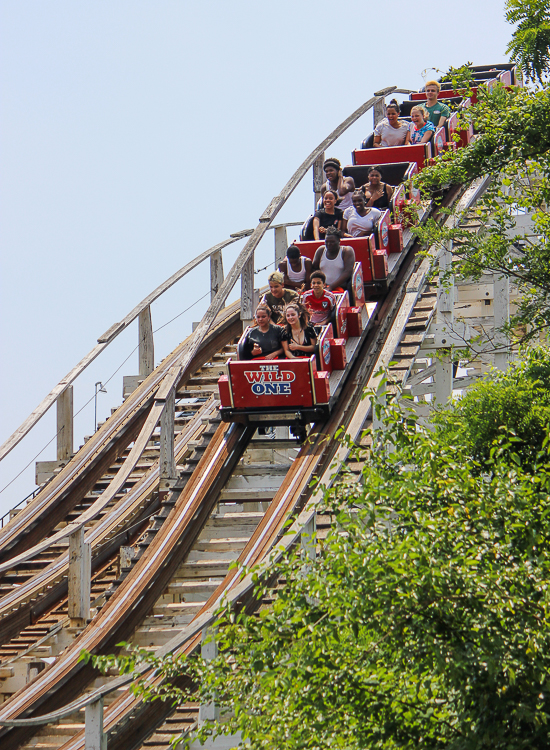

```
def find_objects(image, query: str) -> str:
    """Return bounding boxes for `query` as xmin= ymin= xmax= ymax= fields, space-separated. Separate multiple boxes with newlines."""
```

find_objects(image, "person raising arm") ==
xmin=261 ymin=271 xmax=299 ymax=323
xmin=320 ymin=157 xmax=355 ymax=214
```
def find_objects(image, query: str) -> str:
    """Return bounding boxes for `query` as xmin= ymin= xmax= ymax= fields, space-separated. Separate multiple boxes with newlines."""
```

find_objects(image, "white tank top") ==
xmin=287 ymin=256 xmax=306 ymax=283
xmin=320 ymin=246 xmax=345 ymax=288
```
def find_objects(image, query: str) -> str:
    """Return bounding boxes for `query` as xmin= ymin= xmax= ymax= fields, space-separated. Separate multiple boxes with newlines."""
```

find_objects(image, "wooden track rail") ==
xmin=0 ymin=304 xmax=242 ymax=562
xmin=0 ymin=86 xmax=404 ymax=569
xmin=0 ymin=90 xmax=491 ymax=750
xmin=0 ymin=193 xmax=430 ymax=747
xmin=0 ymin=86 xmax=413 ymax=468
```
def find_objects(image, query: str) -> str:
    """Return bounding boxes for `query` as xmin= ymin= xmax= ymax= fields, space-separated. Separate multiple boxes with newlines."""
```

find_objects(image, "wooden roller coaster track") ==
xmin=0 ymin=84 xmax=490 ymax=750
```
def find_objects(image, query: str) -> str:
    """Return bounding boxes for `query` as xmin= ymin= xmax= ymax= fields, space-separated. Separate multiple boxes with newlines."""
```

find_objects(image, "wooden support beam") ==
xmin=210 ymin=250 xmax=224 ymax=303
xmin=437 ymin=240 xmax=454 ymax=324
xmin=373 ymin=97 xmax=386 ymax=128
xmin=301 ymin=513 xmax=316 ymax=566
xmin=159 ymin=388 xmax=176 ymax=488
xmin=434 ymin=355 xmax=453 ymax=406
xmin=85 ymin=697 xmax=107 ymax=750
xmin=68 ymin=527 xmax=91 ymax=625
xmin=240 ymin=253 xmax=255 ymax=327
xmin=274 ymin=226 xmax=288 ymax=269
xmin=493 ymin=273 xmax=510 ymax=371
xmin=372 ymin=381 xmax=387 ymax=435
xmin=199 ymin=627 xmax=220 ymax=725
xmin=56 ymin=386 xmax=73 ymax=462
xmin=313 ymin=152 xmax=325 ymax=209
xmin=138 ymin=306 xmax=154 ymax=379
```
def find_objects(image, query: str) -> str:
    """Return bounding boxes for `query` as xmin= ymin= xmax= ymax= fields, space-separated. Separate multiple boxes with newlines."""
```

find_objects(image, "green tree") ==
xmin=506 ymin=0 xmax=550 ymax=85
xmin=89 ymin=385 xmax=550 ymax=750
xmin=434 ymin=346 xmax=550 ymax=469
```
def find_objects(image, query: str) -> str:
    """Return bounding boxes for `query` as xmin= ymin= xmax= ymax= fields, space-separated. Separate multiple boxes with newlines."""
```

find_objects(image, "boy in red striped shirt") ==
xmin=301 ymin=271 xmax=336 ymax=326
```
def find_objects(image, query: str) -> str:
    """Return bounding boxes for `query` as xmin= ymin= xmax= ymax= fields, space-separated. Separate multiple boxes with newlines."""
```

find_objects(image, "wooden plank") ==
xmin=313 ymin=153 xmax=325 ymax=210
xmin=240 ymin=253 xmax=255 ymax=323
xmin=210 ymin=250 xmax=224 ymax=303
xmin=56 ymin=386 xmax=73 ymax=462
xmin=139 ymin=307 xmax=155 ymax=379
xmin=160 ymin=390 xmax=176 ymax=483
xmin=68 ymin=528 xmax=90 ymax=623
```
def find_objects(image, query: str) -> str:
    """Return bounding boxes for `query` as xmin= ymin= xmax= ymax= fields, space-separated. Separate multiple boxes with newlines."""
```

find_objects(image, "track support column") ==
xmin=68 ymin=527 xmax=91 ymax=627
xmin=240 ymin=253 xmax=257 ymax=329
xmin=274 ymin=226 xmax=288 ymax=268
xmin=159 ymin=387 xmax=176 ymax=491
xmin=57 ymin=385 xmax=74 ymax=462
xmin=373 ymin=96 xmax=386 ymax=128
xmin=301 ymin=514 xmax=316 ymax=566
xmin=191 ymin=629 xmax=242 ymax=749
xmin=434 ymin=240 xmax=455 ymax=407
xmin=210 ymin=250 xmax=224 ymax=302
xmin=199 ymin=627 xmax=220 ymax=725
xmin=85 ymin=697 xmax=107 ymax=750
xmin=313 ymin=152 xmax=325 ymax=209
xmin=493 ymin=273 xmax=510 ymax=371
xmin=139 ymin=306 xmax=155 ymax=380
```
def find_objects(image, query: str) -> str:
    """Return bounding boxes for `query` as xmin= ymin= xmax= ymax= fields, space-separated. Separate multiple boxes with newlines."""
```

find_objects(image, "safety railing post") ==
xmin=139 ymin=306 xmax=155 ymax=380
xmin=313 ymin=152 xmax=325 ymax=210
xmin=210 ymin=250 xmax=224 ymax=302
xmin=274 ymin=226 xmax=288 ymax=268
xmin=240 ymin=253 xmax=255 ymax=328
xmin=301 ymin=514 xmax=316 ymax=566
xmin=373 ymin=97 xmax=386 ymax=128
xmin=68 ymin=527 xmax=91 ymax=626
xmin=56 ymin=386 xmax=73 ymax=462
xmin=85 ymin=697 xmax=107 ymax=750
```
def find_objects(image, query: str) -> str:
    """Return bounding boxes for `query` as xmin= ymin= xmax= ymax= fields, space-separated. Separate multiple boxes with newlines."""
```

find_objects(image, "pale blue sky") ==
xmin=0 ymin=0 xmax=513 ymax=512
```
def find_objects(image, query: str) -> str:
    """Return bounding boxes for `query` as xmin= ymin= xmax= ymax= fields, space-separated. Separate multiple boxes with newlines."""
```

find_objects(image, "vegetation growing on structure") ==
xmin=433 ymin=346 xmax=550 ymax=469
xmin=506 ymin=0 xmax=550 ymax=84
xmin=85 ymin=356 xmax=550 ymax=750
xmin=414 ymin=1 xmax=550 ymax=346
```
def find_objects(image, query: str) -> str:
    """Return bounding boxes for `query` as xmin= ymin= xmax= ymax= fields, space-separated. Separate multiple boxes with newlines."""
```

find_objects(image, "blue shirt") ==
xmin=410 ymin=121 xmax=436 ymax=144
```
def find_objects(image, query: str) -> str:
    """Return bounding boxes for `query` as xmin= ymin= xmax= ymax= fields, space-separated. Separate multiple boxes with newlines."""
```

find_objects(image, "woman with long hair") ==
xmin=281 ymin=302 xmax=317 ymax=359
xmin=409 ymin=105 xmax=436 ymax=144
